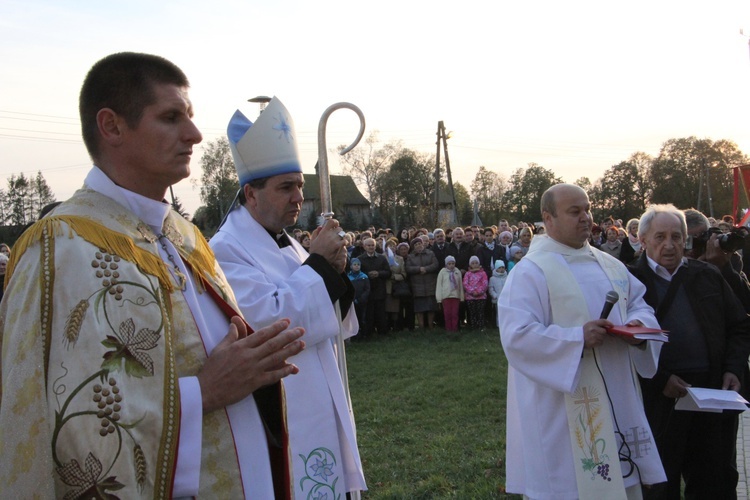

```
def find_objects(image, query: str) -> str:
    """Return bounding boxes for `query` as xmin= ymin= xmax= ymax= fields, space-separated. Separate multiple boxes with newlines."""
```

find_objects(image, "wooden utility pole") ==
xmin=434 ymin=121 xmax=458 ymax=226
xmin=434 ymin=122 xmax=442 ymax=226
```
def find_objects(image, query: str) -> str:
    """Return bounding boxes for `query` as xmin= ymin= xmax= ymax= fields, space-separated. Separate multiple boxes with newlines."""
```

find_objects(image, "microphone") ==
xmin=599 ymin=290 xmax=619 ymax=320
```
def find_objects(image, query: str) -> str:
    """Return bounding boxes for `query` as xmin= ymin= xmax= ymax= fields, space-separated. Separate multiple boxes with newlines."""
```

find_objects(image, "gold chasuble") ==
xmin=0 ymin=189 xmax=289 ymax=498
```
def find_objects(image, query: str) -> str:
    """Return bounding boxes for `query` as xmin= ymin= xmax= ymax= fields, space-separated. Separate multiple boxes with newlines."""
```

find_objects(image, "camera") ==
xmin=688 ymin=227 xmax=746 ymax=254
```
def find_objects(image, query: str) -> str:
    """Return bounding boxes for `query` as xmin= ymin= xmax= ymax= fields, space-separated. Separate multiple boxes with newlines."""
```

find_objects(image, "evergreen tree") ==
xmin=32 ymin=171 xmax=56 ymax=220
xmin=7 ymin=173 xmax=32 ymax=226
xmin=170 ymin=196 xmax=191 ymax=220
xmin=193 ymin=137 xmax=239 ymax=235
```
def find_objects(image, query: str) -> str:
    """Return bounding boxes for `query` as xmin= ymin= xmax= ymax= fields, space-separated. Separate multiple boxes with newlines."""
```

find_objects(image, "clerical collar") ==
xmin=85 ymin=166 xmax=170 ymax=233
xmin=646 ymin=255 xmax=687 ymax=281
xmin=263 ymin=227 xmax=292 ymax=248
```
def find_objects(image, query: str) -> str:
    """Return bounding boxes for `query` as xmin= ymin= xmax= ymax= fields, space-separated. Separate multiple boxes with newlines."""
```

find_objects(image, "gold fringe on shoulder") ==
xmin=180 ymin=226 xmax=219 ymax=292
xmin=7 ymin=216 xmax=175 ymax=293
xmin=5 ymin=217 xmax=68 ymax=284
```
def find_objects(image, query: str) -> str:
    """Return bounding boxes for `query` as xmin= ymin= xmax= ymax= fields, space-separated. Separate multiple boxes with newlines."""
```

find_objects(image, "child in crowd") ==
xmin=436 ymin=255 xmax=464 ymax=332
xmin=347 ymin=258 xmax=370 ymax=333
xmin=463 ymin=256 xmax=488 ymax=329
xmin=507 ymin=249 xmax=524 ymax=272
xmin=488 ymin=260 xmax=507 ymax=326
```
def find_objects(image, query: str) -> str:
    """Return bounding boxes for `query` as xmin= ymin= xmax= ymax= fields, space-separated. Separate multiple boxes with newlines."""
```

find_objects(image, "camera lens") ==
xmin=718 ymin=232 xmax=745 ymax=253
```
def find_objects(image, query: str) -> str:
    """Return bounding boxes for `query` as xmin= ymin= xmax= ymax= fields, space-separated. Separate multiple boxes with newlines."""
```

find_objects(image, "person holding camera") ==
xmin=684 ymin=209 xmax=750 ymax=499
xmin=684 ymin=209 xmax=750 ymax=308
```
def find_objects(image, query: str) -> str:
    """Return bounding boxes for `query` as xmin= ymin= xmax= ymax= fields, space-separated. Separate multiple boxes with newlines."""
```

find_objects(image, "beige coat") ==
xmin=435 ymin=267 xmax=465 ymax=302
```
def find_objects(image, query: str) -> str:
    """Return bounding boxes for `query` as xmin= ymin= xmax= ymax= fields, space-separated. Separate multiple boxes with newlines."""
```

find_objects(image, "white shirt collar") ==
xmin=84 ymin=166 xmax=171 ymax=233
xmin=645 ymin=254 xmax=688 ymax=281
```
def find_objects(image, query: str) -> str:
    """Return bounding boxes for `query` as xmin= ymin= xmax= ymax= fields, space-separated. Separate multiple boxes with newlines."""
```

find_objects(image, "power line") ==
xmin=0 ymin=133 xmax=81 ymax=144
xmin=0 ymin=110 xmax=79 ymax=120
xmin=0 ymin=127 xmax=80 ymax=137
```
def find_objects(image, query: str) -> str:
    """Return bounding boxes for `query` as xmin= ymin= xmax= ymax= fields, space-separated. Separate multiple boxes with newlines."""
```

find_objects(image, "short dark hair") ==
xmin=238 ymin=177 xmax=271 ymax=205
xmin=79 ymin=52 xmax=190 ymax=161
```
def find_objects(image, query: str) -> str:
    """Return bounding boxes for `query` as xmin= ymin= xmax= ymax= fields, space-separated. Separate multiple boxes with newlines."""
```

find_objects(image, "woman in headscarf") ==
xmin=405 ymin=237 xmax=439 ymax=330
xmin=619 ymin=218 xmax=642 ymax=265
xmin=394 ymin=242 xmax=414 ymax=331
xmin=508 ymin=226 xmax=533 ymax=258
xmin=498 ymin=230 xmax=514 ymax=262
xmin=599 ymin=226 xmax=622 ymax=259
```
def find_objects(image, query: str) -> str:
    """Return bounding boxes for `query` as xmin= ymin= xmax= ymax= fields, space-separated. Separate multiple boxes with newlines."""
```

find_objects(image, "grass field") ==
xmin=346 ymin=327 xmax=520 ymax=499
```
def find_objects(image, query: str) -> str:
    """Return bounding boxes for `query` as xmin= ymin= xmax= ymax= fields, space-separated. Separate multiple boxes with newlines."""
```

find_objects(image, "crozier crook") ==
xmin=317 ymin=102 xmax=366 ymax=221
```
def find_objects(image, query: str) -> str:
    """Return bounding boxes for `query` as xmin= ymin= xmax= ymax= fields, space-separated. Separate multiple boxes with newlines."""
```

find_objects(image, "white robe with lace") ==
xmin=499 ymin=237 xmax=666 ymax=499
xmin=211 ymin=207 xmax=366 ymax=497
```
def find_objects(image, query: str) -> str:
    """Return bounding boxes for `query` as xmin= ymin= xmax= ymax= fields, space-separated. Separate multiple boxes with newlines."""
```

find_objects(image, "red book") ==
xmin=607 ymin=325 xmax=669 ymax=343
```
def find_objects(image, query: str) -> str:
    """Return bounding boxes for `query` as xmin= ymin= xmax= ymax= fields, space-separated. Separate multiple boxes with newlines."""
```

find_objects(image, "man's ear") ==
xmin=243 ymin=183 xmax=256 ymax=207
xmin=541 ymin=211 xmax=552 ymax=227
xmin=96 ymin=108 xmax=126 ymax=146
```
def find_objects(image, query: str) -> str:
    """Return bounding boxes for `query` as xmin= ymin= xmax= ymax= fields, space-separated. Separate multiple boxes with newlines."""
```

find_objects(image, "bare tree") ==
xmin=336 ymin=131 xmax=402 ymax=217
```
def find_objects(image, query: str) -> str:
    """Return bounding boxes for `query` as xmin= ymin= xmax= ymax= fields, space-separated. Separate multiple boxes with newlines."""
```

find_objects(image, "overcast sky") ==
xmin=2 ymin=0 xmax=749 ymax=215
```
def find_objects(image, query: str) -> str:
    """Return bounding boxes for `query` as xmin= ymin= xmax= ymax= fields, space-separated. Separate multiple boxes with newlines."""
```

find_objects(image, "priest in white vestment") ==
xmin=499 ymin=184 xmax=666 ymax=500
xmin=210 ymin=98 xmax=366 ymax=498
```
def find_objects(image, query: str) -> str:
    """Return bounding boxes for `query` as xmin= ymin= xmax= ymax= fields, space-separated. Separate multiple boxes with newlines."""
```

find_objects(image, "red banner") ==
xmin=736 ymin=165 xmax=750 ymax=226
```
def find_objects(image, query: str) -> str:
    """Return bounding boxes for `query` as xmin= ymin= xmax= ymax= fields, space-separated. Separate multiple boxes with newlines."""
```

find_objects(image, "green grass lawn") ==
xmin=346 ymin=327 xmax=520 ymax=499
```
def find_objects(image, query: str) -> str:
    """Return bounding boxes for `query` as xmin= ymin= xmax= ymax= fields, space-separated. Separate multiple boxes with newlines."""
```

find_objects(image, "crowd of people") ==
xmin=288 ymin=214 xmax=750 ymax=342
xmin=3 ymin=50 xmax=750 ymax=500
xmin=285 ymin=218 xmax=649 ymax=336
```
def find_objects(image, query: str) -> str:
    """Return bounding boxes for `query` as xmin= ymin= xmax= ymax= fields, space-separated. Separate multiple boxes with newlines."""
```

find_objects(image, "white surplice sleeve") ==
xmin=624 ymin=272 xmax=662 ymax=378
xmin=499 ymin=259 xmax=585 ymax=394
xmin=173 ymin=376 xmax=203 ymax=497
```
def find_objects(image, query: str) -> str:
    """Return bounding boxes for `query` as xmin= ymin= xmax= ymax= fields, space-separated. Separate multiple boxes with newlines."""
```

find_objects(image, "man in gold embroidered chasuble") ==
xmin=0 ymin=52 xmax=305 ymax=498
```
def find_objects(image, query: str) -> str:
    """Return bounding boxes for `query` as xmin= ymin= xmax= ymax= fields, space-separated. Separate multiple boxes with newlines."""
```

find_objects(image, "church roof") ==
xmin=302 ymin=174 xmax=370 ymax=206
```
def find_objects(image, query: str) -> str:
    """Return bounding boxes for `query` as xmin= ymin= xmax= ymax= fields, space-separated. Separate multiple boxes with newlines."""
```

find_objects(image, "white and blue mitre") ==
xmin=227 ymin=96 xmax=302 ymax=185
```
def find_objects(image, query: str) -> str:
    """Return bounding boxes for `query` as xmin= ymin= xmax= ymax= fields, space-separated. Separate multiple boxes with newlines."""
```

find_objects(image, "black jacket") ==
xmin=475 ymin=243 xmax=507 ymax=279
xmin=358 ymin=252 xmax=391 ymax=301
xmin=431 ymin=243 xmax=450 ymax=270
xmin=629 ymin=254 xmax=750 ymax=393
xmin=447 ymin=241 xmax=474 ymax=272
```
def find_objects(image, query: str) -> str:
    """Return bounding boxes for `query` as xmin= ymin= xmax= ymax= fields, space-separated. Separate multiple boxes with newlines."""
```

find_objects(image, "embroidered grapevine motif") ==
xmin=86 ymin=247 xmax=164 ymax=377
xmin=55 ymin=452 xmax=125 ymax=499
xmin=52 ymin=372 xmax=148 ymax=498
xmin=571 ymin=386 xmax=614 ymax=482
xmin=51 ymin=247 xmax=166 ymax=495
xmin=101 ymin=319 xmax=160 ymax=377
xmin=91 ymin=250 xmax=124 ymax=301
xmin=299 ymin=447 xmax=340 ymax=499
xmin=92 ymin=379 xmax=124 ymax=436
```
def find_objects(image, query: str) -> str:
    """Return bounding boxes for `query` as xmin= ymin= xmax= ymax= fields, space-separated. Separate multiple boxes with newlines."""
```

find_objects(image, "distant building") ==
xmin=300 ymin=174 xmax=370 ymax=230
